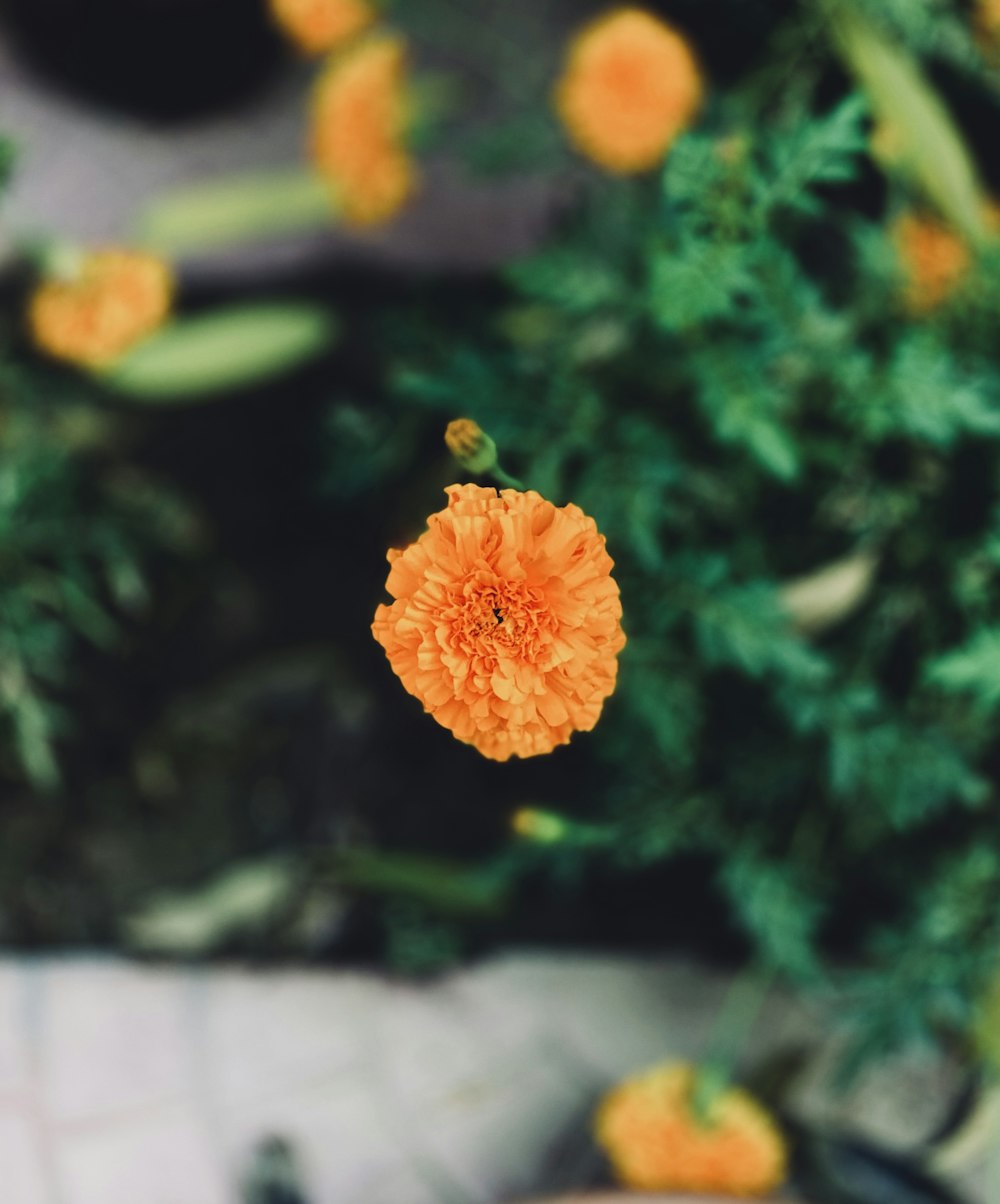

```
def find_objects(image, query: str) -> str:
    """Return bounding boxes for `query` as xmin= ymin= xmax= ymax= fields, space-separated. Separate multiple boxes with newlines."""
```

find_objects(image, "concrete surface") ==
xmin=0 ymin=34 xmax=563 ymax=284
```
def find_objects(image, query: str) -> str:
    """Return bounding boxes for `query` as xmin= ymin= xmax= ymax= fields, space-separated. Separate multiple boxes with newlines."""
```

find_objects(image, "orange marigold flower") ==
xmin=269 ymin=0 xmax=374 ymax=55
xmin=372 ymin=483 xmax=625 ymax=761
xmin=29 ymin=248 xmax=173 ymax=369
xmin=595 ymin=1061 xmax=787 ymax=1196
xmin=310 ymin=34 xmax=417 ymax=227
xmin=555 ymin=7 xmax=703 ymax=174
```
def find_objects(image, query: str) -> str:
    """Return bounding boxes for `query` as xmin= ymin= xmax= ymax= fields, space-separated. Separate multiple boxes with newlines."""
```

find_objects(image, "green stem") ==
xmin=490 ymin=463 xmax=525 ymax=490
xmin=692 ymin=961 xmax=777 ymax=1122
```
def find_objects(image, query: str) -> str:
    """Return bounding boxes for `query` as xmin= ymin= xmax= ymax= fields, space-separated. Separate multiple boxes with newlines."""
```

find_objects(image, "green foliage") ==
xmin=0 ymin=368 xmax=190 ymax=788
xmin=364 ymin=16 xmax=1000 ymax=1068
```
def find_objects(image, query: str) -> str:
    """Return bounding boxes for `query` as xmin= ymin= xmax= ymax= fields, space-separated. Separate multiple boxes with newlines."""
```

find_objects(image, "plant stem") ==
xmin=692 ymin=961 xmax=777 ymax=1122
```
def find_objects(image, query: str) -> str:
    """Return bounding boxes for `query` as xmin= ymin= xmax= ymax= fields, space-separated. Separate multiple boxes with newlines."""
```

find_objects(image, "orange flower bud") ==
xmin=511 ymin=808 xmax=568 ymax=842
xmin=445 ymin=418 xmax=498 ymax=474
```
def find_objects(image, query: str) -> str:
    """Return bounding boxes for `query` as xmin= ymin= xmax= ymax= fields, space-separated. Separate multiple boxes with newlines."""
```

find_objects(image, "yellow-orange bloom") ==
xmin=310 ymin=34 xmax=417 ymax=227
xmin=372 ymin=484 xmax=625 ymax=761
xmin=29 ymin=249 xmax=173 ymax=369
xmin=555 ymin=8 xmax=703 ymax=174
xmin=595 ymin=1061 xmax=787 ymax=1196
xmin=270 ymin=0 xmax=374 ymax=55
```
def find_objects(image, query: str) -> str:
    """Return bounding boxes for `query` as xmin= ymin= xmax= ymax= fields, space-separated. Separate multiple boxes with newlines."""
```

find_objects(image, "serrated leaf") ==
xmin=100 ymin=304 xmax=337 ymax=402
xmin=650 ymin=241 xmax=753 ymax=331
xmin=754 ymin=94 xmax=869 ymax=220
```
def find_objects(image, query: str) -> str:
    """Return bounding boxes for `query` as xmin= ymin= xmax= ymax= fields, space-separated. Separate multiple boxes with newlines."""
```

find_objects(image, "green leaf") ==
xmin=649 ymin=241 xmax=753 ymax=331
xmin=826 ymin=0 xmax=988 ymax=244
xmin=753 ymin=93 xmax=869 ymax=221
xmin=695 ymin=583 xmax=831 ymax=684
xmin=927 ymin=629 xmax=1000 ymax=714
xmin=137 ymin=170 xmax=333 ymax=253
xmin=100 ymin=304 xmax=337 ymax=402
xmin=124 ymin=856 xmax=298 ymax=955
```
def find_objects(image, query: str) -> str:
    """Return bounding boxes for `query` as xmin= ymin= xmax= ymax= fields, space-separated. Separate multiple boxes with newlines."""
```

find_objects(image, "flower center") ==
xmin=450 ymin=576 xmax=553 ymax=662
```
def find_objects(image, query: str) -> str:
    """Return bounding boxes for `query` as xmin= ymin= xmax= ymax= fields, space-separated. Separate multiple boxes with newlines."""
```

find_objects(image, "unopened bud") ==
xmin=511 ymin=807 xmax=568 ymax=843
xmin=445 ymin=418 xmax=498 ymax=474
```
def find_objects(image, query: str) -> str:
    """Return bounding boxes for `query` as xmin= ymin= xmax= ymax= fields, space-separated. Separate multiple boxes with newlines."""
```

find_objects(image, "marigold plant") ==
xmin=595 ymin=1061 xmax=787 ymax=1196
xmin=555 ymin=7 xmax=703 ymax=174
xmin=371 ymin=483 xmax=625 ymax=761
xmin=29 ymin=248 xmax=174 ymax=369
xmin=269 ymin=0 xmax=374 ymax=55
xmin=310 ymin=33 xmax=417 ymax=227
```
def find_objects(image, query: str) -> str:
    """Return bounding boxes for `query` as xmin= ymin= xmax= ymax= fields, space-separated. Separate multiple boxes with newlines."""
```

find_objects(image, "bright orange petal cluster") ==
xmin=270 ymin=0 xmax=374 ymax=55
xmin=372 ymin=484 xmax=625 ymax=761
xmin=595 ymin=1061 xmax=787 ymax=1197
xmin=29 ymin=249 xmax=173 ymax=369
xmin=310 ymin=34 xmax=417 ymax=227
xmin=555 ymin=7 xmax=703 ymax=174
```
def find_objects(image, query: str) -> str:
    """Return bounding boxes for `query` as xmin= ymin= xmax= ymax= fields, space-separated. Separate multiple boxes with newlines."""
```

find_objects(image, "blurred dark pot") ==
xmin=0 ymin=0 xmax=283 ymax=120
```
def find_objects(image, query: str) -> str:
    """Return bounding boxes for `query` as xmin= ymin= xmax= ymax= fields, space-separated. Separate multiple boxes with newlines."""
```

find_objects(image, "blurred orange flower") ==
xmin=270 ymin=0 xmax=374 ymax=55
xmin=891 ymin=207 xmax=1000 ymax=315
xmin=372 ymin=483 xmax=625 ymax=761
xmin=310 ymin=34 xmax=417 ymax=227
xmin=29 ymin=248 xmax=173 ymax=369
xmin=595 ymin=1061 xmax=787 ymax=1196
xmin=892 ymin=211 xmax=971 ymax=315
xmin=555 ymin=7 xmax=703 ymax=174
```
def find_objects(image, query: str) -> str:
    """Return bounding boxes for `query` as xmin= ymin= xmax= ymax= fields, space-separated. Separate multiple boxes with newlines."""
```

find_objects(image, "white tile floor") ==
xmin=0 ymin=952 xmax=984 ymax=1204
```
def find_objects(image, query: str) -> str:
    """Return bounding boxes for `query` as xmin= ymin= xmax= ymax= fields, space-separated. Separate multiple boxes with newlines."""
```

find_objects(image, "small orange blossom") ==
xmin=310 ymin=33 xmax=417 ymax=227
xmin=555 ymin=7 xmax=703 ymax=174
xmin=891 ymin=206 xmax=1000 ymax=316
xmin=29 ymin=248 xmax=173 ymax=369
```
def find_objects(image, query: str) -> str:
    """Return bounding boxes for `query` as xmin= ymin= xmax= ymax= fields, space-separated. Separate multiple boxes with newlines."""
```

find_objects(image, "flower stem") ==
xmin=692 ymin=961 xmax=776 ymax=1123
xmin=490 ymin=463 xmax=525 ymax=490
